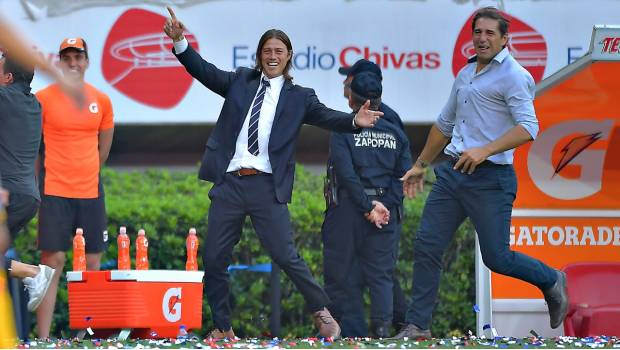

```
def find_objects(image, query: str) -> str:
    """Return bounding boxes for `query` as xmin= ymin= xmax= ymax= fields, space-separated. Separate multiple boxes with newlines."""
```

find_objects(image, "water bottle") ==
xmin=117 ymin=226 xmax=131 ymax=270
xmin=185 ymin=228 xmax=199 ymax=271
xmin=135 ymin=229 xmax=149 ymax=270
xmin=177 ymin=324 xmax=188 ymax=340
xmin=73 ymin=228 xmax=86 ymax=271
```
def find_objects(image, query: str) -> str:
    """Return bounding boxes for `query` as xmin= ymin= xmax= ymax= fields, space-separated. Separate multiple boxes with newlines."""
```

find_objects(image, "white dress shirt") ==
xmin=226 ymin=74 xmax=283 ymax=173
xmin=436 ymin=47 xmax=539 ymax=164
xmin=174 ymin=38 xmax=284 ymax=173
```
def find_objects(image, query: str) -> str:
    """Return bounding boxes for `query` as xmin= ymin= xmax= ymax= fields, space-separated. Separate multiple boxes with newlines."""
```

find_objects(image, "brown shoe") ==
xmin=312 ymin=307 xmax=341 ymax=339
xmin=206 ymin=328 xmax=236 ymax=339
xmin=390 ymin=323 xmax=432 ymax=340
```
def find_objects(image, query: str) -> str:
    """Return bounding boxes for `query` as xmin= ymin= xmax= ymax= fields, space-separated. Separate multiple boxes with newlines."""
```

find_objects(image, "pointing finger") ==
xmin=167 ymin=6 xmax=178 ymax=21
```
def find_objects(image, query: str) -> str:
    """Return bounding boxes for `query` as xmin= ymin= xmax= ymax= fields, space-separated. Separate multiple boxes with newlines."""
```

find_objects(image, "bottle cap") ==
xmin=138 ymin=229 xmax=145 ymax=236
xmin=120 ymin=226 xmax=127 ymax=235
xmin=189 ymin=228 xmax=196 ymax=235
xmin=76 ymin=228 xmax=84 ymax=235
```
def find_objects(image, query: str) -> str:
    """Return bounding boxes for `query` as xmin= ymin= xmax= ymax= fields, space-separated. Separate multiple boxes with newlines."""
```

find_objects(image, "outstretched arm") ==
xmin=0 ymin=16 xmax=84 ymax=105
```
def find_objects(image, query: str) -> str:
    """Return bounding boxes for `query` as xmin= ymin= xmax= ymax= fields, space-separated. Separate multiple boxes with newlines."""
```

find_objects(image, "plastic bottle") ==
xmin=135 ymin=229 xmax=149 ymax=270
xmin=185 ymin=228 xmax=199 ymax=271
xmin=117 ymin=226 xmax=131 ymax=270
xmin=177 ymin=324 xmax=188 ymax=340
xmin=73 ymin=228 xmax=86 ymax=271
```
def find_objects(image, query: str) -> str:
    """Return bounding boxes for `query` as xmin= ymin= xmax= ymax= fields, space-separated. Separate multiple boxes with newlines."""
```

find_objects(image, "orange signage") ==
xmin=492 ymin=217 xmax=620 ymax=298
xmin=513 ymin=61 xmax=620 ymax=210
xmin=493 ymin=51 xmax=620 ymax=299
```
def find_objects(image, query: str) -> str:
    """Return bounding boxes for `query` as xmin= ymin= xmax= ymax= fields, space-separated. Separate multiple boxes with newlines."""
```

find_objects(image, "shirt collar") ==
xmin=261 ymin=73 xmax=285 ymax=90
xmin=467 ymin=47 xmax=510 ymax=64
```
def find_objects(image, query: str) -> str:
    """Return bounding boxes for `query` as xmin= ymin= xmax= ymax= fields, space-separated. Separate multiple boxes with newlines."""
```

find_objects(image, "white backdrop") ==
xmin=2 ymin=0 xmax=619 ymax=123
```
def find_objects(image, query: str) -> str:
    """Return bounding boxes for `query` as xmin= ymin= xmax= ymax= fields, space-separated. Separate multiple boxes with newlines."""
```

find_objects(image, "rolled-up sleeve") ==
xmin=436 ymin=82 xmax=457 ymax=137
xmin=506 ymin=71 xmax=539 ymax=139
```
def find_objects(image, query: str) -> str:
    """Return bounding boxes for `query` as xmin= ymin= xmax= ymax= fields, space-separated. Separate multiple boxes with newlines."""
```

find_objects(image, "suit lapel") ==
xmin=234 ymin=73 xmax=261 ymax=135
xmin=268 ymin=80 xmax=293 ymax=152
xmin=273 ymin=80 xmax=292 ymax=126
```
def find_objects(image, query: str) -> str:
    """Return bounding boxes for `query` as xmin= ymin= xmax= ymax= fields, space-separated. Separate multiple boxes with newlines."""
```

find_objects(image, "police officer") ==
xmin=322 ymin=72 xmax=413 ymax=338
xmin=334 ymin=59 xmax=410 ymax=335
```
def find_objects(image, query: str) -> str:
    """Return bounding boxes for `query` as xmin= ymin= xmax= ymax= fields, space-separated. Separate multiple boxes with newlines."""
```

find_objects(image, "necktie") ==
xmin=247 ymin=78 xmax=270 ymax=156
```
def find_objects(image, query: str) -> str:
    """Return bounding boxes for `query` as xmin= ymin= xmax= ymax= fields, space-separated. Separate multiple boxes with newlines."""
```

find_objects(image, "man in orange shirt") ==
xmin=35 ymin=38 xmax=114 ymax=339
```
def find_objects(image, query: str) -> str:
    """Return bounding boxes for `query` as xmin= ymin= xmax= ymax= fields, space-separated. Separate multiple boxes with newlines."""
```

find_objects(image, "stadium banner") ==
xmin=2 ymin=0 xmax=620 ymax=124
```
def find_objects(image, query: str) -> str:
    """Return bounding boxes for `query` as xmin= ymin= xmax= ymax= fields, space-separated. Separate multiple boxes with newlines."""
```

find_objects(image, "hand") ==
xmin=365 ymin=200 xmax=390 ymax=229
xmin=353 ymin=100 xmax=384 ymax=128
xmin=400 ymin=165 xmax=425 ymax=199
xmin=163 ymin=6 xmax=186 ymax=42
xmin=453 ymin=147 xmax=491 ymax=174
xmin=0 ymin=187 xmax=9 ymax=255
xmin=57 ymin=74 xmax=85 ymax=108
xmin=0 ymin=221 xmax=8 ymax=256
xmin=0 ymin=187 xmax=8 ymax=206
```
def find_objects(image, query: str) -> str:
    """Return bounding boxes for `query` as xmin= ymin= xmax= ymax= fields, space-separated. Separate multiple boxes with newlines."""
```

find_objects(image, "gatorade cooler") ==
xmin=67 ymin=270 xmax=204 ymax=338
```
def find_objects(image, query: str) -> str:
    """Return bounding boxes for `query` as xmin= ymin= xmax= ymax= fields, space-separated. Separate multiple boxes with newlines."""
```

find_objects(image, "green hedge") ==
xmin=14 ymin=166 xmax=476 ymax=338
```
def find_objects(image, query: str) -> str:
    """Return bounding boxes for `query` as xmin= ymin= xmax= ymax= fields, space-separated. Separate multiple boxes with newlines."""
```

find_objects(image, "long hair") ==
xmin=254 ymin=29 xmax=293 ymax=80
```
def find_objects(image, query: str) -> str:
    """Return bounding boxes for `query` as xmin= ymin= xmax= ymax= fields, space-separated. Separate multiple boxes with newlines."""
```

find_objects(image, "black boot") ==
xmin=370 ymin=320 xmax=392 ymax=339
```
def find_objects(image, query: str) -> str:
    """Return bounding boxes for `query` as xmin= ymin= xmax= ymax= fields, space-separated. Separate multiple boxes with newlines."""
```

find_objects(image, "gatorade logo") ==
xmin=88 ymin=102 xmax=99 ymax=114
xmin=67 ymin=38 xmax=78 ymax=45
xmin=527 ymin=119 xmax=614 ymax=200
xmin=452 ymin=10 xmax=547 ymax=82
xmin=102 ymin=8 xmax=199 ymax=109
xmin=162 ymin=287 xmax=182 ymax=322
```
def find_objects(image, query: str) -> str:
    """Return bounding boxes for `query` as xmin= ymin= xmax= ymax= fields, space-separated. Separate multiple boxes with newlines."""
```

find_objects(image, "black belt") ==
xmin=341 ymin=187 xmax=386 ymax=197
xmin=364 ymin=187 xmax=386 ymax=196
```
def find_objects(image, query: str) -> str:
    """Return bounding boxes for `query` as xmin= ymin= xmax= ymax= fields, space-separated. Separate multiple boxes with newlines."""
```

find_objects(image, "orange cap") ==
xmin=59 ymin=37 xmax=87 ymax=55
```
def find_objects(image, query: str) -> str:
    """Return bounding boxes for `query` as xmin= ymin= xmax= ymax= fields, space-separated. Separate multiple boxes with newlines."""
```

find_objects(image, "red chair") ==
xmin=563 ymin=262 xmax=620 ymax=337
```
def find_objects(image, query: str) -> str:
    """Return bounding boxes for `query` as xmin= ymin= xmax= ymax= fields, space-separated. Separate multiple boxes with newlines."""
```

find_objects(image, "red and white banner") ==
xmin=3 ymin=0 xmax=619 ymax=123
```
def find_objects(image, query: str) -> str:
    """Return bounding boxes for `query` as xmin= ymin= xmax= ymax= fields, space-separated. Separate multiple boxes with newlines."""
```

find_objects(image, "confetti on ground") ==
xmin=11 ymin=335 xmax=619 ymax=349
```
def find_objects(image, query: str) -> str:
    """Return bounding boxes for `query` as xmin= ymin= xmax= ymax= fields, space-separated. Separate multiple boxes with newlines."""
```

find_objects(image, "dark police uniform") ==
xmin=322 ymin=100 xmax=412 ymax=337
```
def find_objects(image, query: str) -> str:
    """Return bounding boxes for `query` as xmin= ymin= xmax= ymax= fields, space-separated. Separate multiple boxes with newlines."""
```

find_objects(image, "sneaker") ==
xmin=390 ymin=323 xmax=432 ymax=340
xmin=206 ymin=328 xmax=235 ymax=339
xmin=312 ymin=307 xmax=341 ymax=339
xmin=23 ymin=264 xmax=55 ymax=312
xmin=542 ymin=270 xmax=569 ymax=329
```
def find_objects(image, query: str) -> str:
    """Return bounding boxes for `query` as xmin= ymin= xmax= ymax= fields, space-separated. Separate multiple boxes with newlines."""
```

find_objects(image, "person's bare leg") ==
xmin=36 ymin=251 xmax=65 ymax=339
xmin=86 ymin=252 xmax=102 ymax=271
xmin=9 ymin=260 xmax=39 ymax=279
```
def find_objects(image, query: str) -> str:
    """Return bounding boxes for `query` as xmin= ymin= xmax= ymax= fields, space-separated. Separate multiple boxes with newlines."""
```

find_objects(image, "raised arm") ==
xmin=163 ymin=6 xmax=235 ymax=97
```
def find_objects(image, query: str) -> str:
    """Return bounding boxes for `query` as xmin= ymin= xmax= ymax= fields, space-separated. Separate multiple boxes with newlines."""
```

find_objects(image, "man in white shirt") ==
xmin=164 ymin=7 xmax=384 ymax=339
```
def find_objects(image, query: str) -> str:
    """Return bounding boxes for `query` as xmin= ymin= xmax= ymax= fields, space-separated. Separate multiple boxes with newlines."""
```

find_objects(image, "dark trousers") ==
xmin=204 ymin=173 xmax=329 ymax=331
xmin=405 ymin=161 xmax=558 ymax=329
xmin=4 ymin=192 xmax=39 ymax=272
xmin=322 ymin=195 xmax=399 ymax=336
